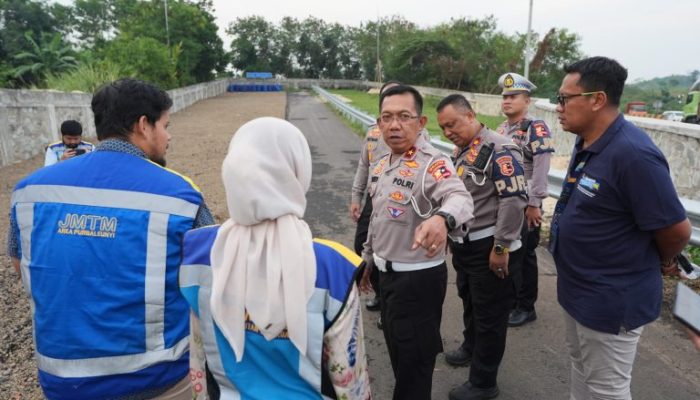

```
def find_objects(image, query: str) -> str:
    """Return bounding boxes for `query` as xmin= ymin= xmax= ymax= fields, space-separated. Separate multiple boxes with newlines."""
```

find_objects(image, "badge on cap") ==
xmin=498 ymin=72 xmax=537 ymax=95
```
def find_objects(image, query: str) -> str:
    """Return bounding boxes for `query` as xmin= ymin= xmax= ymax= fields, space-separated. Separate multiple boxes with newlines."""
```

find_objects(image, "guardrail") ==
xmin=312 ymin=85 xmax=700 ymax=245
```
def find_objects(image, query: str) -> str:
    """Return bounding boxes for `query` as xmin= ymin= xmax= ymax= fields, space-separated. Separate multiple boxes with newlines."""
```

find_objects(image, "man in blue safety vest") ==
xmin=7 ymin=78 xmax=214 ymax=400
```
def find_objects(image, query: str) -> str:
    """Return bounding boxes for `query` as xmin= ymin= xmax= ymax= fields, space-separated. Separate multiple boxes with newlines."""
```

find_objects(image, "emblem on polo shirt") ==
xmin=387 ymin=206 xmax=405 ymax=218
xmin=399 ymin=169 xmax=415 ymax=177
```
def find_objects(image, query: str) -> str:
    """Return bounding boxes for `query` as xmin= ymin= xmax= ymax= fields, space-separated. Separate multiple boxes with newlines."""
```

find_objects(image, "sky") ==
xmin=210 ymin=0 xmax=699 ymax=83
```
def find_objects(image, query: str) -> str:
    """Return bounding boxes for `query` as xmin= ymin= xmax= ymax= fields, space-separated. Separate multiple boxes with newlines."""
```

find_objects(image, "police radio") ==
xmin=472 ymin=143 xmax=495 ymax=171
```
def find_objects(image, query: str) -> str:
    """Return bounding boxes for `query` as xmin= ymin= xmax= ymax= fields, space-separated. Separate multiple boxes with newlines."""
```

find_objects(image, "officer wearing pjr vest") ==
xmin=7 ymin=78 xmax=214 ymax=400
xmin=496 ymin=72 xmax=555 ymax=328
xmin=360 ymin=85 xmax=474 ymax=400
xmin=437 ymin=94 xmax=527 ymax=400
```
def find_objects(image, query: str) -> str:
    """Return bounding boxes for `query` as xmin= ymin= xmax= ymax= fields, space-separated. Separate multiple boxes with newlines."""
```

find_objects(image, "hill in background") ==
xmin=622 ymin=71 xmax=699 ymax=113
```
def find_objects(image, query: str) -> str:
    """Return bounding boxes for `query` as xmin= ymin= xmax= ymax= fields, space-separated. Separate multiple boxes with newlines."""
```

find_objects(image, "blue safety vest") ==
xmin=10 ymin=150 xmax=203 ymax=399
xmin=180 ymin=226 xmax=361 ymax=400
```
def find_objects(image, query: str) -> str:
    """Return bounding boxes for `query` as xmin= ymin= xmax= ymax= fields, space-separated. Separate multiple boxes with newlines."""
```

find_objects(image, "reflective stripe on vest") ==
xmin=11 ymin=184 xmax=199 ymax=217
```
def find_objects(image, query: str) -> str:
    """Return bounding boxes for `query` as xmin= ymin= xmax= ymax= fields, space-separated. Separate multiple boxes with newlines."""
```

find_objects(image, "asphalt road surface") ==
xmin=287 ymin=91 xmax=700 ymax=400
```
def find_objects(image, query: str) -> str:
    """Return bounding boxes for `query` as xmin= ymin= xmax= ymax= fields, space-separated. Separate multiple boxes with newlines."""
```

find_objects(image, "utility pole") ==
xmin=164 ymin=0 xmax=172 ymax=59
xmin=524 ymin=0 xmax=533 ymax=79
xmin=375 ymin=14 xmax=382 ymax=84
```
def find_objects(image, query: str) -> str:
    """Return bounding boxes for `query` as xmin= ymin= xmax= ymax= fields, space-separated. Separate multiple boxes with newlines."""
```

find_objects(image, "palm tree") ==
xmin=12 ymin=31 xmax=78 ymax=86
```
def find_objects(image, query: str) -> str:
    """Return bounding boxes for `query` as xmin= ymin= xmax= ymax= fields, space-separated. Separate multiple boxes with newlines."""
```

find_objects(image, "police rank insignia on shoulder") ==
xmin=404 ymin=147 xmax=417 ymax=159
xmin=386 ymin=206 xmax=405 ymax=218
xmin=457 ymin=165 xmax=465 ymax=177
xmin=368 ymin=127 xmax=381 ymax=138
xmin=496 ymin=155 xmax=515 ymax=176
xmin=466 ymin=138 xmax=482 ymax=164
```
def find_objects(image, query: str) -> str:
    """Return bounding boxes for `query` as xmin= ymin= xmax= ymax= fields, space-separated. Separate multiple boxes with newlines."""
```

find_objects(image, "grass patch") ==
xmin=328 ymin=89 xmax=506 ymax=140
xmin=688 ymin=245 xmax=700 ymax=265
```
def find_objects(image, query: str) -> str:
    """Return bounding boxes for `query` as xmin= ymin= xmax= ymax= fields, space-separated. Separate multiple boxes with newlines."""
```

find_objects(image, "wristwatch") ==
xmin=493 ymin=244 xmax=509 ymax=255
xmin=435 ymin=211 xmax=457 ymax=230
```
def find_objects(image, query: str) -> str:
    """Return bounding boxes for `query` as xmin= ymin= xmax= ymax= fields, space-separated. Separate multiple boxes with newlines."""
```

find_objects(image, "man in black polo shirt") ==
xmin=549 ymin=56 xmax=691 ymax=399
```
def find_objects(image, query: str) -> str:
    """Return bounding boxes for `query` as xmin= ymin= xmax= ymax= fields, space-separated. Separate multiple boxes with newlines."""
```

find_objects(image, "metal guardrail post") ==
xmin=312 ymin=85 xmax=700 ymax=246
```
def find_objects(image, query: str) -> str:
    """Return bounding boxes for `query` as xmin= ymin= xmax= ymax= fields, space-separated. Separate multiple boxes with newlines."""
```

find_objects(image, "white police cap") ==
xmin=498 ymin=72 xmax=537 ymax=95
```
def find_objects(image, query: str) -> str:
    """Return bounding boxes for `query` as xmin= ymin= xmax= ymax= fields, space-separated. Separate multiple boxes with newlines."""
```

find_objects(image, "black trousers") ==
xmin=380 ymin=263 xmax=447 ymax=400
xmin=512 ymin=223 xmax=540 ymax=311
xmin=354 ymin=196 xmax=380 ymax=294
xmin=450 ymin=236 xmax=521 ymax=388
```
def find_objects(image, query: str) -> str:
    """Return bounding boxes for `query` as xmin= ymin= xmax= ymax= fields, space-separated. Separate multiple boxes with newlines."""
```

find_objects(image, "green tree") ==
xmin=352 ymin=16 xmax=417 ymax=81
xmin=0 ymin=0 xmax=62 ymax=87
xmin=12 ymin=31 xmax=78 ymax=86
xmin=104 ymin=34 xmax=180 ymax=88
xmin=527 ymin=28 xmax=583 ymax=98
xmin=385 ymin=31 xmax=456 ymax=86
xmin=226 ymin=15 xmax=277 ymax=73
xmin=117 ymin=0 xmax=226 ymax=84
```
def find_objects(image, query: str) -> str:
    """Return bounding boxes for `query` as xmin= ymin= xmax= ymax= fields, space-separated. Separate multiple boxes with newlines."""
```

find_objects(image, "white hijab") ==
xmin=209 ymin=117 xmax=316 ymax=361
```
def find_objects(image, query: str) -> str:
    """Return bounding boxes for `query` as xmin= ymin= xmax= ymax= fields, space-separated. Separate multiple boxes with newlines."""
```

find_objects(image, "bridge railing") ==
xmin=312 ymin=85 xmax=700 ymax=246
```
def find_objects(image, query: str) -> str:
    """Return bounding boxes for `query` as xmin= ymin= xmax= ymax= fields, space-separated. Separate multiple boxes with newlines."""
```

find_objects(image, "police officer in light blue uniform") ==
xmin=44 ymin=120 xmax=95 ymax=166
xmin=7 ymin=78 xmax=214 ymax=400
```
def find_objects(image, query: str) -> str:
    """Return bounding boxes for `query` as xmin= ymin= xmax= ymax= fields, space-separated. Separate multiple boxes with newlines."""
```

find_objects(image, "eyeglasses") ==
xmin=555 ymin=91 xmax=604 ymax=107
xmin=379 ymin=113 xmax=420 ymax=124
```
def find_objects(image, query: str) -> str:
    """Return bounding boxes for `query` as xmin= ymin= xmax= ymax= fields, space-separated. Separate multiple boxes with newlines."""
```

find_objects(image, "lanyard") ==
xmin=548 ymin=150 xmax=592 ymax=253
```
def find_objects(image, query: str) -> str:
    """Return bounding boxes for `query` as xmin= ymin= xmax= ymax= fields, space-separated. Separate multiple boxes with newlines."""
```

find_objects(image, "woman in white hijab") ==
xmin=179 ymin=117 xmax=371 ymax=400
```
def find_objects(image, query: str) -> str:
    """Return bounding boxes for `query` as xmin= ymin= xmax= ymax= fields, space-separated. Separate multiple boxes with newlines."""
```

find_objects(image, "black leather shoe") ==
xmin=448 ymin=381 xmax=499 ymax=400
xmin=444 ymin=345 xmax=471 ymax=366
xmin=508 ymin=309 xmax=537 ymax=327
xmin=365 ymin=296 xmax=380 ymax=311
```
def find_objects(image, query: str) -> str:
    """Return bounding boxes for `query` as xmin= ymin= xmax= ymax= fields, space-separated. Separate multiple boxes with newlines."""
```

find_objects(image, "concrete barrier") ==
xmin=533 ymin=99 xmax=700 ymax=201
xmin=3 ymin=78 xmax=699 ymax=202
xmin=0 ymin=79 xmax=229 ymax=167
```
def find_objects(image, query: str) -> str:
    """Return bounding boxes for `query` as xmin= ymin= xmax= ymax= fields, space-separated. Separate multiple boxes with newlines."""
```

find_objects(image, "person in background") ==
xmin=495 ymin=72 xmax=555 ymax=328
xmin=44 ymin=119 xmax=95 ymax=166
xmin=350 ymin=80 xmax=402 ymax=319
xmin=180 ymin=117 xmax=371 ymax=400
